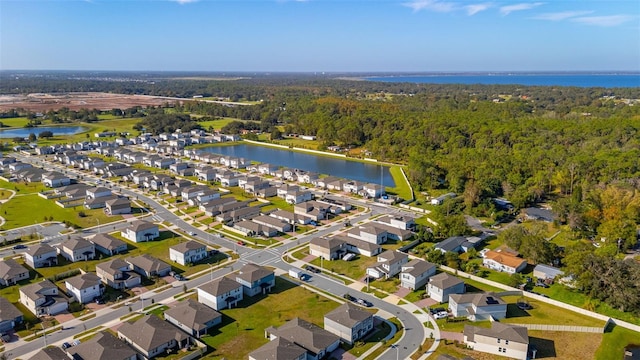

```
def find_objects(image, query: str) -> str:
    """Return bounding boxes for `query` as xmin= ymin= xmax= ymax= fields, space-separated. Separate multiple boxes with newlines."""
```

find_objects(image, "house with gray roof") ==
xmin=105 ymin=197 xmax=132 ymax=215
xmin=449 ymin=292 xmax=507 ymax=321
xmin=400 ymin=259 xmax=436 ymax=290
xmin=265 ymin=318 xmax=340 ymax=360
xmin=65 ymin=272 xmax=104 ymax=304
xmin=235 ymin=263 xmax=275 ymax=297
xmin=249 ymin=337 xmax=306 ymax=360
xmin=366 ymin=250 xmax=409 ymax=280
xmin=118 ymin=315 xmax=191 ymax=359
xmin=30 ymin=347 xmax=69 ymax=360
xmin=90 ymin=233 xmax=128 ymax=256
xmin=169 ymin=240 xmax=207 ymax=266
xmin=121 ymin=220 xmax=159 ymax=243
xmin=19 ymin=280 xmax=68 ymax=316
xmin=23 ymin=243 xmax=58 ymax=268
xmin=126 ymin=254 xmax=171 ymax=279
xmin=164 ymin=299 xmax=222 ymax=338
xmin=96 ymin=258 xmax=141 ymax=290
xmin=57 ymin=237 xmax=95 ymax=262
xmin=68 ymin=331 xmax=137 ymax=360
xmin=252 ymin=215 xmax=292 ymax=233
xmin=435 ymin=236 xmax=480 ymax=254
xmin=309 ymin=237 xmax=347 ymax=260
xmin=464 ymin=322 xmax=529 ymax=360
xmin=197 ymin=276 xmax=243 ymax=311
xmin=533 ymin=264 xmax=564 ymax=282
xmin=427 ymin=272 xmax=465 ymax=303
xmin=0 ymin=258 xmax=29 ymax=286
xmin=324 ymin=303 xmax=374 ymax=345
xmin=0 ymin=297 xmax=23 ymax=334
xmin=347 ymin=225 xmax=388 ymax=245
xmin=234 ymin=220 xmax=278 ymax=238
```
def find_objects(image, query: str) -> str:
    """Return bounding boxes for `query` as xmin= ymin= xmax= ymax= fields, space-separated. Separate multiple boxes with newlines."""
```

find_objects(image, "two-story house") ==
xmin=120 ymin=220 xmax=159 ymax=243
xmin=57 ymin=237 xmax=95 ymax=262
xmin=65 ymin=272 xmax=104 ymax=304
xmin=96 ymin=258 xmax=141 ymax=290
xmin=235 ymin=263 xmax=275 ymax=297
xmin=0 ymin=297 xmax=23 ymax=334
xmin=118 ymin=315 xmax=191 ymax=359
xmin=449 ymin=292 xmax=507 ymax=321
xmin=366 ymin=250 xmax=409 ymax=280
xmin=164 ymin=299 xmax=222 ymax=338
xmin=24 ymin=244 xmax=58 ymax=268
xmin=0 ymin=259 xmax=30 ymax=286
xmin=169 ymin=241 xmax=207 ymax=266
xmin=264 ymin=318 xmax=340 ymax=360
xmin=126 ymin=254 xmax=171 ymax=279
xmin=19 ymin=280 xmax=68 ymax=316
xmin=427 ymin=272 xmax=465 ymax=303
xmin=400 ymin=259 xmax=436 ymax=290
xmin=464 ymin=322 xmax=529 ymax=360
xmin=90 ymin=233 xmax=128 ymax=256
xmin=197 ymin=276 xmax=243 ymax=311
xmin=324 ymin=303 xmax=374 ymax=345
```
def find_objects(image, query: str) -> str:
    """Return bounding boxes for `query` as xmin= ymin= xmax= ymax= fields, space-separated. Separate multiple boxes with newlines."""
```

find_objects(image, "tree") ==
xmin=28 ymin=133 xmax=36 ymax=142
xmin=39 ymin=131 xmax=54 ymax=139
xmin=270 ymin=127 xmax=283 ymax=140
xmin=508 ymin=273 xmax=523 ymax=288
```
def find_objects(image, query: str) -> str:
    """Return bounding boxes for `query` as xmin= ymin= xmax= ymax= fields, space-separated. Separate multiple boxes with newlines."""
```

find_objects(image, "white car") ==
xmin=434 ymin=311 xmax=449 ymax=319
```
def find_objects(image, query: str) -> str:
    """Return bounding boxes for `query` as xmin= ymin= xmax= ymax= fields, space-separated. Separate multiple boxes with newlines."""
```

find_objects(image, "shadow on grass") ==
xmin=506 ymin=303 xmax=531 ymax=318
xmin=529 ymin=337 xmax=557 ymax=358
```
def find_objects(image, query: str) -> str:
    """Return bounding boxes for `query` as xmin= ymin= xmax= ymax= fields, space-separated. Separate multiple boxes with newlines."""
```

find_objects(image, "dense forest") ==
xmin=2 ymin=72 xmax=640 ymax=314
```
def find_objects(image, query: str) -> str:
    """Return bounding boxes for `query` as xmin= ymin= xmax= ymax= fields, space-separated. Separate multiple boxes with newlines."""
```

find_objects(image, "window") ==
xmin=498 ymin=347 xmax=503 ymax=352
xmin=505 ymin=340 xmax=509 ymax=345
xmin=497 ymin=338 xmax=501 ymax=343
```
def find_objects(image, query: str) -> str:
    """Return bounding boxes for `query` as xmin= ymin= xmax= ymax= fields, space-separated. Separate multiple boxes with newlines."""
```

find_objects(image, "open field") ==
xmin=0 ymin=92 xmax=181 ymax=112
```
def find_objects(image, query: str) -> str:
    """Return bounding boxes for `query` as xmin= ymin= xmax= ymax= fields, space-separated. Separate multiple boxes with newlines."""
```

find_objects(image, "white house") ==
xmin=400 ymin=259 xmax=436 ymax=290
xmin=57 ymin=237 xmax=96 ymax=262
xmin=19 ymin=280 xmax=68 ymax=316
xmin=464 ymin=322 xmax=529 ymax=360
xmin=449 ymin=292 xmax=507 ymax=321
xmin=169 ymin=241 xmax=208 ymax=266
xmin=324 ymin=303 xmax=374 ymax=345
xmin=366 ymin=250 xmax=408 ymax=279
xmin=65 ymin=272 xmax=104 ymax=304
xmin=198 ymin=276 xmax=243 ymax=311
xmin=482 ymin=250 xmax=527 ymax=274
xmin=120 ymin=220 xmax=160 ymax=243
xmin=427 ymin=272 xmax=465 ymax=303
xmin=23 ymin=244 xmax=58 ymax=268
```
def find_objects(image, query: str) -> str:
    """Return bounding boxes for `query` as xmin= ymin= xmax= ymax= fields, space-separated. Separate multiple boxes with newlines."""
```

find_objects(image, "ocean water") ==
xmin=365 ymin=74 xmax=640 ymax=88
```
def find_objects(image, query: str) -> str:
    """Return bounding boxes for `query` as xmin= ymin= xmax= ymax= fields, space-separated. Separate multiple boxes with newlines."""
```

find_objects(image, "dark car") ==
xmin=174 ymin=274 xmax=185 ymax=281
xmin=12 ymin=244 xmax=27 ymax=250
xmin=305 ymin=265 xmax=321 ymax=273
xmin=61 ymin=342 xmax=71 ymax=350
xmin=94 ymin=297 xmax=104 ymax=304
xmin=357 ymin=298 xmax=373 ymax=307
xmin=343 ymin=294 xmax=356 ymax=302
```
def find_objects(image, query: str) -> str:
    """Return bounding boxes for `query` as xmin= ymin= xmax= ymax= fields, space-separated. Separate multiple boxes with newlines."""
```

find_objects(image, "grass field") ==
xmin=0 ymin=117 xmax=30 ymax=128
xmin=200 ymin=277 xmax=341 ymax=360
xmin=596 ymin=325 xmax=640 ymax=360
xmin=195 ymin=117 xmax=246 ymax=131
xmin=387 ymin=166 xmax=413 ymax=200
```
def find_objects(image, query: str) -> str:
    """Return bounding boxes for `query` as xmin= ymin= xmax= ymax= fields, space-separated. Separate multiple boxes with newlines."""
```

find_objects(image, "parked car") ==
xmin=434 ymin=311 xmax=449 ymax=319
xmin=343 ymin=294 xmax=356 ymax=302
xmin=188 ymin=231 xmax=197 ymax=236
xmin=237 ymin=240 xmax=245 ymax=246
xmin=174 ymin=274 xmax=185 ymax=281
xmin=61 ymin=342 xmax=71 ymax=350
xmin=94 ymin=296 xmax=105 ymax=304
xmin=305 ymin=265 xmax=321 ymax=274
xmin=357 ymin=298 xmax=373 ymax=307
xmin=12 ymin=244 xmax=27 ymax=250
xmin=342 ymin=253 xmax=356 ymax=261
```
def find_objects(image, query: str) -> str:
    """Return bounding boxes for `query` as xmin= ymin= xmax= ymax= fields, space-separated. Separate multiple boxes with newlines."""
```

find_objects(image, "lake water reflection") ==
xmin=200 ymin=144 xmax=395 ymax=187
xmin=0 ymin=126 xmax=87 ymax=138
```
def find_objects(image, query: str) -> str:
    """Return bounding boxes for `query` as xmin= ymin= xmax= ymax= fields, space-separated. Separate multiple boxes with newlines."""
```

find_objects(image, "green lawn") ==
xmin=387 ymin=166 xmax=413 ymax=200
xmin=501 ymin=295 xmax=606 ymax=327
xmin=0 ymin=117 xmax=30 ymax=128
xmin=596 ymin=325 xmax=640 ymax=360
xmin=196 ymin=117 xmax=245 ymax=131
xmin=309 ymin=253 xmax=378 ymax=280
xmin=200 ymin=277 xmax=340 ymax=360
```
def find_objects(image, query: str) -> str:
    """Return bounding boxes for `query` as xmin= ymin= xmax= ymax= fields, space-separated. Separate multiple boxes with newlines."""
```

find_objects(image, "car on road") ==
xmin=174 ymin=274 xmax=186 ymax=281
xmin=12 ymin=244 xmax=27 ymax=250
xmin=343 ymin=294 xmax=356 ymax=302
xmin=305 ymin=265 xmax=321 ymax=273
xmin=237 ymin=240 xmax=245 ymax=246
xmin=357 ymin=298 xmax=373 ymax=307
xmin=188 ymin=231 xmax=197 ymax=236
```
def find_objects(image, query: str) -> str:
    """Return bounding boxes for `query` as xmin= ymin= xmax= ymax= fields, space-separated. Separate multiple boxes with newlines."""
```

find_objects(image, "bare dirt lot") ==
xmin=0 ymin=92 xmax=182 ymax=112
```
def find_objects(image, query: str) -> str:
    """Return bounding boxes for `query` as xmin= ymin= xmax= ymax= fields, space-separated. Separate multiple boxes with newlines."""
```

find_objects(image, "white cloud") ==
xmin=532 ymin=11 xmax=593 ymax=21
xmin=403 ymin=0 xmax=456 ymax=13
xmin=572 ymin=14 xmax=635 ymax=27
xmin=500 ymin=2 xmax=544 ymax=16
xmin=465 ymin=2 xmax=493 ymax=16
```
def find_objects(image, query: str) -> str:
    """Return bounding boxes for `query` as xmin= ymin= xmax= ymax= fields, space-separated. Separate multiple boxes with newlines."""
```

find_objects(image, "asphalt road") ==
xmin=7 ymin=153 xmax=427 ymax=360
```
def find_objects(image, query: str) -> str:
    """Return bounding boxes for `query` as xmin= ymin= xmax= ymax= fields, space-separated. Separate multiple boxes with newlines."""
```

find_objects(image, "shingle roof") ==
xmin=20 ymin=280 xmax=58 ymax=301
xmin=59 ymin=237 xmax=93 ymax=251
xmin=68 ymin=331 xmax=137 ymax=360
xmin=449 ymin=292 xmax=505 ymax=307
xmin=25 ymin=243 xmax=57 ymax=257
xmin=428 ymin=272 xmax=464 ymax=289
xmin=0 ymin=296 xmax=23 ymax=322
xmin=310 ymin=237 xmax=346 ymax=251
xmin=126 ymin=254 xmax=170 ymax=274
xmin=170 ymin=240 xmax=205 ymax=254
xmin=236 ymin=263 xmax=274 ymax=283
xmin=484 ymin=250 xmax=526 ymax=269
xmin=402 ymin=259 xmax=436 ymax=277
xmin=118 ymin=315 xmax=189 ymax=352
xmin=96 ymin=258 xmax=132 ymax=276
xmin=164 ymin=299 xmax=221 ymax=332
xmin=324 ymin=303 xmax=372 ymax=328
xmin=249 ymin=337 xmax=307 ymax=360
xmin=65 ymin=272 xmax=101 ymax=290
xmin=30 ymin=347 xmax=68 ymax=360
xmin=267 ymin=318 xmax=339 ymax=355
xmin=378 ymin=250 xmax=408 ymax=264
xmin=0 ymin=258 xmax=28 ymax=280
xmin=89 ymin=233 xmax=127 ymax=250
xmin=464 ymin=322 xmax=529 ymax=344
xmin=199 ymin=276 xmax=241 ymax=296
xmin=126 ymin=220 xmax=157 ymax=233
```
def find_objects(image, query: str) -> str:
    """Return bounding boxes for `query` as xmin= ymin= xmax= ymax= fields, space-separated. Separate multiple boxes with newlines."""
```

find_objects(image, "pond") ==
xmin=200 ymin=144 xmax=396 ymax=187
xmin=0 ymin=126 xmax=88 ymax=138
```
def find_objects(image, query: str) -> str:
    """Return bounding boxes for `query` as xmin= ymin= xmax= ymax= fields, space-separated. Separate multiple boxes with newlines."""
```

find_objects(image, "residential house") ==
xmin=19 ymin=280 xmax=69 ymax=316
xmin=106 ymin=197 xmax=132 ymax=215
xmin=368 ymin=222 xmax=413 ymax=241
xmin=249 ymin=337 xmax=306 ymax=360
xmin=265 ymin=318 xmax=340 ymax=360
xmin=533 ymin=264 xmax=564 ymax=282
xmin=120 ymin=220 xmax=160 ymax=243
xmin=216 ymin=206 xmax=261 ymax=224
xmin=400 ymin=259 xmax=436 ymax=290
xmin=41 ymin=173 xmax=71 ymax=188
xmin=482 ymin=250 xmax=527 ymax=274
xmin=164 ymin=299 xmax=222 ymax=338
xmin=30 ymin=347 xmax=69 ymax=360
xmin=366 ymin=250 xmax=409 ymax=280
xmin=181 ymin=185 xmax=210 ymax=202
xmin=270 ymin=209 xmax=312 ymax=225
xmin=65 ymin=272 xmax=104 ymax=304
xmin=342 ymin=181 xmax=364 ymax=194
xmin=169 ymin=240 xmax=208 ymax=266
xmin=315 ymin=176 xmax=340 ymax=189
xmin=90 ymin=233 xmax=128 ymax=256
xmin=235 ymin=263 xmax=275 ymax=297
xmin=198 ymin=197 xmax=239 ymax=216
xmin=435 ymin=236 xmax=481 ymax=254
xmin=118 ymin=315 xmax=191 ymax=360
xmin=96 ymin=258 xmax=141 ymax=290
xmin=449 ymin=292 xmax=507 ymax=321
xmin=347 ymin=225 xmax=388 ymax=245
xmin=522 ymin=207 xmax=556 ymax=222
xmin=257 ymin=163 xmax=278 ymax=175
xmin=431 ymin=193 xmax=456 ymax=205
xmin=285 ymin=189 xmax=314 ymax=204
xmin=233 ymin=220 xmax=278 ymax=238
xmin=86 ymin=186 xmax=112 ymax=200
xmin=57 ymin=237 xmax=95 ymax=262
xmin=427 ymin=273 xmax=465 ymax=303
xmin=126 ymin=254 xmax=172 ymax=278
xmin=361 ymin=183 xmax=384 ymax=198
xmin=251 ymin=215 xmax=292 ymax=233
xmin=294 ymin=201 xmax=327 ymax=221
xmin=23 ymin=244 xmax=58 ymax=268
xmin=464 ymin=322 xmax=529 ymax=360
xmin=68 ymin=331 xmax=138 ymax=360
xmin=0 ymin=297 xmax=23 ymax=334
xmin=324 ymin=303 xmax=374 ymax=345
xmin=375 ymin=215 xmax=416 ymax=230
xmin=309 ymin=237 xmax=348 ymax=260
xmin=343 ymin=237 xmax=383 ymax=257
xmin=188 ymin=189 xmax=220 ymax=207
xmin=197 ymin=276 xmax=243 ymax=311
xmin=0 ymin=259 xmax=29 ymax=286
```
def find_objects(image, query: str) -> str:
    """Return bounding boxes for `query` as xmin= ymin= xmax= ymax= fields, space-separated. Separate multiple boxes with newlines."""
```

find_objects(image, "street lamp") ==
xmin=96 ymin=218 xmax=100 ymax=234
xmin=41 ymin=322 xmax=47 ymax=347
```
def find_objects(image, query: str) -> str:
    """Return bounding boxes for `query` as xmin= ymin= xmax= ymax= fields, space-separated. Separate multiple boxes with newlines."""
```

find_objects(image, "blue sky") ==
xmin=1 ymin=0 xmax=638 ymax=72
